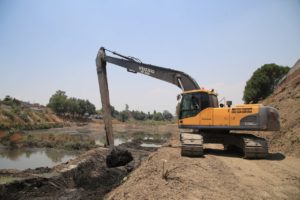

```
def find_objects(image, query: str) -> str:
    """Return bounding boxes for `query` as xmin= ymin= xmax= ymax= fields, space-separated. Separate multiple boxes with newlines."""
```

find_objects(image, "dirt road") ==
xmin=107 ymin=135 xmax=300 ymax=200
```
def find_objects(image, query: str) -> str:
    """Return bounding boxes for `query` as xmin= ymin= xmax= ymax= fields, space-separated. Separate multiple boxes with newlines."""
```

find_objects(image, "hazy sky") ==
xmin=1 ymin=0 xmax=299 ymax=114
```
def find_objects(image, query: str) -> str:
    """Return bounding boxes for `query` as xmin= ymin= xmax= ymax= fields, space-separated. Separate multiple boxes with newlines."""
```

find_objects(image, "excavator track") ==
xmin=180 ymin=131 xmax=268 ymax=159
xmin=239 ymin=134 xmax=268 ymax=159
xmin=223 ymin=133 xmax=269 ymax=159
xmin=180 ymin=132 xmax=203 ymax=157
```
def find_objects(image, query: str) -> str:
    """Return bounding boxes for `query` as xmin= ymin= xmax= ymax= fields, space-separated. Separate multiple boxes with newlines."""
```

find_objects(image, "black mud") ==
xmin=0 ymin=145 xmax=152 ymax=200
xmin=106 ymin=147 xmax=134 ymax=168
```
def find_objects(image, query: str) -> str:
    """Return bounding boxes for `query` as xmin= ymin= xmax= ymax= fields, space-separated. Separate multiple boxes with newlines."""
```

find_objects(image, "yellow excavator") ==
xmin=96 ymin=47 xmax=280 ymax=159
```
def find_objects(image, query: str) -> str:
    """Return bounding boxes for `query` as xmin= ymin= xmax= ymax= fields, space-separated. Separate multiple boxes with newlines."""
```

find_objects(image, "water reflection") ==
xmin=140 ymin=143 xmax=161 ymax=148
xmin=0 ymin=148 xmax=78 ymax=170
xmin=95 ymin=131 xmax=171 ymax=146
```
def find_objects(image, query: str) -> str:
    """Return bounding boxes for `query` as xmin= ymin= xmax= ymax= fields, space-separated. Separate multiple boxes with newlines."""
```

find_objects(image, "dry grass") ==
xmin=0 ymin=131 xmax=6 ymax=139
xmin=9 ymin=132 xmax=23 ymax=142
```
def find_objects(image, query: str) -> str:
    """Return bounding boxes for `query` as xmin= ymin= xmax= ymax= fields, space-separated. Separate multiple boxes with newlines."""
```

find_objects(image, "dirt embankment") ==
xmin=262 ymin=59 xmax=300 ymax=157
xmin=0 ymin=102 xmax=63 ymax=130
xmin=107 ymin=134 xmax=300 ymax=200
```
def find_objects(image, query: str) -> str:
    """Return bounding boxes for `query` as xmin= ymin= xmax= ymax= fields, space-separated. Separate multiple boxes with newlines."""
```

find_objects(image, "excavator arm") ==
xmin=96 ymin=47 xmax=200 ymax=91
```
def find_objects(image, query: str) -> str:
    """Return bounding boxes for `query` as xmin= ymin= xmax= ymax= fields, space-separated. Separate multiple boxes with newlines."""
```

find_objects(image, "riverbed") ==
xmin=0 ymin=122 xmax=174 ymax=170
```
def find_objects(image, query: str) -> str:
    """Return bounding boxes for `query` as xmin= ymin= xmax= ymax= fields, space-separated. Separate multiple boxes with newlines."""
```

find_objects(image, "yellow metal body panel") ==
xmin=179 ymin=104 xmax=261 ymax=127
xmin=229 ymin=105 xmax=260 ymax=126
xmin=199 ymin=108 xmax=213 ymax=125
xmin=212 ymin=108 xmax=230 ymax=126
xmin=180 ymin=114 xmax=199 ymax=125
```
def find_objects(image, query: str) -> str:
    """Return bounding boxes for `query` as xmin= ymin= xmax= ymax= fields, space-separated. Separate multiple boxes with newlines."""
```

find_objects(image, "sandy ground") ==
xmin=107 ymin=132 xmax=300 ymax=200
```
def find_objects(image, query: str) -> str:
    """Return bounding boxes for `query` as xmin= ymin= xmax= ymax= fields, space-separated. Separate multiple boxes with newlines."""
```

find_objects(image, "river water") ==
xmin=0 ymin=126 xmax=171 ymax=170
xmin=95 ymin=131 xmax=170 ymax=147
xmin=0 ymin=147 xmax=78 ymax=170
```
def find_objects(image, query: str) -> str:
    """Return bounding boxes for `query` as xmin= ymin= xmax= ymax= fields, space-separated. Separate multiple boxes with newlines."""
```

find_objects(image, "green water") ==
xmin=0 ymin=147 xmax=79 ymax=170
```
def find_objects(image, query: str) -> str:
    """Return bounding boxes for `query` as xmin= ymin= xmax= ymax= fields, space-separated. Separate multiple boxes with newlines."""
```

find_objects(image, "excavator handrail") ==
xmin=96 ymin=47 xmax=200 ymax=91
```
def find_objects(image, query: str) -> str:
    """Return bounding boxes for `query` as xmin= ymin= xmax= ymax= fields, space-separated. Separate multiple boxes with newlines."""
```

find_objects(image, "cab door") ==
xmin=198 ymin=92 xmax=213 ymax=126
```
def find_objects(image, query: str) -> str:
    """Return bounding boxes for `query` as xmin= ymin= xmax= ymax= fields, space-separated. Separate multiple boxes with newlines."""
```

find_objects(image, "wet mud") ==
xmin=0 ymin=142 xmax=154 ymax=200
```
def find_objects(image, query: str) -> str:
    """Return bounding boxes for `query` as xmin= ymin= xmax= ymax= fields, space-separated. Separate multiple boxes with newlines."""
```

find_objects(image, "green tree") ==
xmin=131 ymin=110 xmax=147 ymax=120
xmin=66 ymin=97 xmax=80 ymax=117
xmin=2 ymin=95 xmax=21 ymax=106
xmin=110 ymin=105 xmax=119 ymax=118
xmin=118 ymin=111 xmax=129 ymax=122
xmin=48 ymin=90 xmax=96 ymax=117
xmin=84 ymin=100 xmax=96 ymax=115
xmin=47 ymin=90 xmax=68 ymax=115
xmin=77 ymin=99 xmax=87 ymax=116
xmin=243 ymin=63 xmax=289 ymax=103
xmin=147 ymin=111 xmax=153 ymax=120
xmin=163 ymin=110 xmax=173 ymax=121
xmin=153 ymin=111 xmax=163 ymax=121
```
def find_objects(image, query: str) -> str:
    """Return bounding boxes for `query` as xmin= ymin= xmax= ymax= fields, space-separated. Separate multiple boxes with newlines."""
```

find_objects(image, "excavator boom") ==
xmin=97 ymin=47 xmax=200 ymax=91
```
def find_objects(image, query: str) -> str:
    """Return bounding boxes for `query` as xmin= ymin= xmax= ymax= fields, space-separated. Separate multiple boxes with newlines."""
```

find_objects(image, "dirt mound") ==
xmin=262 ymin=59 xmax=300 ymax=157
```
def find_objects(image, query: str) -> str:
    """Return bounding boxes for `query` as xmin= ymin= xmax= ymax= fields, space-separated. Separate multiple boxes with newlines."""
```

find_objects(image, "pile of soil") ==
xmin=262 ymin=59 xmax=300 ymax=157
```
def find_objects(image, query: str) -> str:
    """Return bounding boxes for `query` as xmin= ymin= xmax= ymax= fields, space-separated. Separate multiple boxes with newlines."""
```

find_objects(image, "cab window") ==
xmin=179 ymin=92 xmax=210 ymax=119
xmin=210 ymin=94 xmax=219 ymax=107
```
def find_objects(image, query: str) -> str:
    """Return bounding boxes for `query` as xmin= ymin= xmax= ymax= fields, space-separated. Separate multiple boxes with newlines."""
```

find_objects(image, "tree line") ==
xmin=47 ymin=90 xmax=96 ymax=117
xmin=47 ymin=91 xmax=174 ymax=121
xmin=107 ymin=104 xmax=173 ymax=122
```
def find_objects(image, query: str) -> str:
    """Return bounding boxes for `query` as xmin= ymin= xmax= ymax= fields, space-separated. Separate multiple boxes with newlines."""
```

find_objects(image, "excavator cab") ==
xmin=178 ymin=90 xmax=218 ymax=120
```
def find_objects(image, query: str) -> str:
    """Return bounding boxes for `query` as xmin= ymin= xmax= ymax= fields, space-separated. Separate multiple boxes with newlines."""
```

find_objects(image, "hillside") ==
xmin=263 ymin=59 xmax=300 ymax=157
xmin=0 ymin=97 xmax=63 ymax=130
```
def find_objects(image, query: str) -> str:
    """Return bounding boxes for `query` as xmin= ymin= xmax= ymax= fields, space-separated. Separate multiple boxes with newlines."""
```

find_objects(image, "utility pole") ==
xmin=96 ymin=47 xmax=114 ymax=148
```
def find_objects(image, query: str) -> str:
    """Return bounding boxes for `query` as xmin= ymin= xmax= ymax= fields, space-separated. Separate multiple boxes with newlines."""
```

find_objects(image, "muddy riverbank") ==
xmin=0 ymin=122 xmax=176 ymax=199
xmin=0 ymin=146 xmax=153 ymax=200
xmin=0 ymin=122 xmax=173 ymax=151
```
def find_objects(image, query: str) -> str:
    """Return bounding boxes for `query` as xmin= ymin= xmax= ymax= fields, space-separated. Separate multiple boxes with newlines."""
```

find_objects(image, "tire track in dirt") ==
xmin=216 ymin=155 xmax=300 ymax=199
